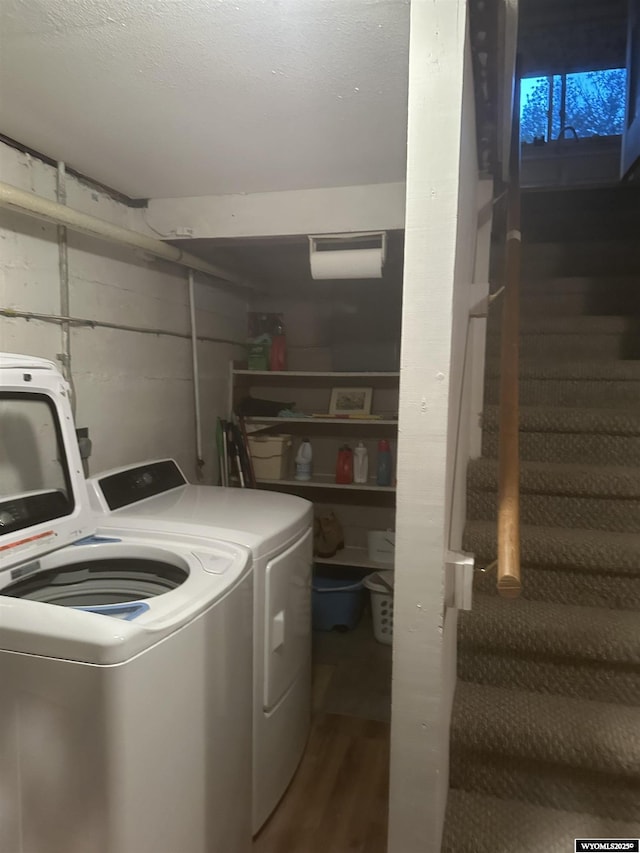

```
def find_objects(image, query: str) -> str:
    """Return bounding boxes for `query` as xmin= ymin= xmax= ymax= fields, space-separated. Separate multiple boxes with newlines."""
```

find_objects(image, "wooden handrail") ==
xmin=497 ymin=72 xmax=522 ymax=598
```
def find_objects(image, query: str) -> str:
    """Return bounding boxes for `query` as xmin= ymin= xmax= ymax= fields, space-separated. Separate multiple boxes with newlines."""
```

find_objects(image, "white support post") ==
xmin=389 ymin=2 xmax=474 ymax=851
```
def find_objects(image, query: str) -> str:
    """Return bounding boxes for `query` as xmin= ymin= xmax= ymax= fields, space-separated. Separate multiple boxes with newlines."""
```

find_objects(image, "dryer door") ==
xmin=263 ymin=529 xmax=312 ymax=712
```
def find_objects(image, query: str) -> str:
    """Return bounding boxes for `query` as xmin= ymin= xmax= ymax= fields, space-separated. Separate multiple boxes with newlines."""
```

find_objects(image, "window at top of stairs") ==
xmin=520 ymin=68 xmax=627 ymax=144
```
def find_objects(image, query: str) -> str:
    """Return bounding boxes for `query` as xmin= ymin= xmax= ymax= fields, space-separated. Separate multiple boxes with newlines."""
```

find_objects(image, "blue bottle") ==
xmin=376 ymin=439 xmax=392 ymax=486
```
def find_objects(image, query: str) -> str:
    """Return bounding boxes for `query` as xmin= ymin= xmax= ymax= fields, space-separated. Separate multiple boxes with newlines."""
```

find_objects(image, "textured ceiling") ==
xmin=0 ymin=0 xmax=410 ymax=199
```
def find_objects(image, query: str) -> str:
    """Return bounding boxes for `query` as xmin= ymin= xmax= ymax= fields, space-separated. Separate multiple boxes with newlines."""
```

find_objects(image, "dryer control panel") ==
xmin=95 ymin=460 xmax=187 ymax=510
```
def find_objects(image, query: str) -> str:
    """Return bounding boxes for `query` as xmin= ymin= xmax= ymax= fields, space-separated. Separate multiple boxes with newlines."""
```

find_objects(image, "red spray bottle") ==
xmin=335 ymin=445 xmax=354 ymax=484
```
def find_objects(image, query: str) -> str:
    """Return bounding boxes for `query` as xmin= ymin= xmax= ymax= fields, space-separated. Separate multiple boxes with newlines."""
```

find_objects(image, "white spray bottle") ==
xmin=295 ymin=438 xmax=313 ymax=481
xmin=353 ymin=441 xmax=368 ymax=484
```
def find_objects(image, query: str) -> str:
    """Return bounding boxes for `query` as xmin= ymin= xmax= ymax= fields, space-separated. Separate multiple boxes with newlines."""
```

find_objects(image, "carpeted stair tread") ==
xmin=458 ymin=595 xmax=640 ymax=701
xmin=482 ymin=428 xmax=640 ymax=466
xmin=468 ymin=491 xmax=640 ymax=534
xmin=485 ymin=377 xmax=640 ymax=408
xmin=464 ymin=520 xmax=640 ymax=576
xmin=459 ymin=593 xmax=640 ymax=667
xmin=485 ymin=358 xmax=640 ymax=381
xmin=443 ymin=790 xmax=640 ymax=853
xmin=467 ymin=459 xmax=640 ymax=531
xmin=517 ymin=276 xmax=640 ymax=317
xmin=486 ymin=332 xmax=634 ymax=360
xmin=449 ymin=757 xmax=640 ymax=821
xmin=451 ymin=682 xmax=640 ymax=779
xmin=517 ymin=294 xmax=640 ymax=316
xmin=473 ymin=563 xmax=640 ymax=611
xmin=520 ymin=239 xmax=640 ymax=276
xmin=484 ymin=360 xmax=640 ymax=408
xmin=457 ymin=649 xmax=640 ymax=706
xmin=483 ymin=405 xmax=640 ymax=436
xmin=468 ymin=457 xmax=640 ymax=500
xmin=521 ymin=274 xmax=640 ymax=294
xmin=488 ymin=314 xmax=637 ymax=335
xmin=450 ymin=685 xmax=640 ymax=820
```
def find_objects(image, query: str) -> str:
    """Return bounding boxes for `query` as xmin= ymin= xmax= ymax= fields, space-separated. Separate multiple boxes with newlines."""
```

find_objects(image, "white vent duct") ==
xmin=308 ymin=231 xmax=387 ymax=279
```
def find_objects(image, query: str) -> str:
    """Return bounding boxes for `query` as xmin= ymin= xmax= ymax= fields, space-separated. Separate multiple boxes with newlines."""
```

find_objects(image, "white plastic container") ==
xmin=363 ymin=571 xmax=394 ymax=645
xmin=367 ymin=530 xmax=395 ymax=565
xmin=247 ymin=434 xmax=293 ymax=480
xmin=294 ymin=438 xmax=313 ymax=481
xmin=353 ymin=441 xmax=368 ymax=484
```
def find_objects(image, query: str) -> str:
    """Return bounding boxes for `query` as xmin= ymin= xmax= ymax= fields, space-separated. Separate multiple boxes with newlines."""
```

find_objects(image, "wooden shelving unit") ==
xmin=245 ymin=416 xmax=398 ymax=427
xmin=315 ymin=546 xmax=393 ymax=571
xmin=255 ymin=475 xmax=395 ymax=493
xmin=233 ymin=369 xmax=400 ymax=381
xmin=231 ymin=363 xmax=398 ymax=570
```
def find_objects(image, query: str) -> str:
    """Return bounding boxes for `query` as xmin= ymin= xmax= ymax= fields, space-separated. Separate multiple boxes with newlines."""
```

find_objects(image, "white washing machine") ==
xmin=0 ymin=354 xmax=254 ymax=853
xmin=87 ymin=461 xmax=313 ymax=833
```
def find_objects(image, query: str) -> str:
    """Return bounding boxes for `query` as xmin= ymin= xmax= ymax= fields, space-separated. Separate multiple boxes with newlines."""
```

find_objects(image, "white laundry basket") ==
xmin=363 ymin=571 xmax=394 ymax=645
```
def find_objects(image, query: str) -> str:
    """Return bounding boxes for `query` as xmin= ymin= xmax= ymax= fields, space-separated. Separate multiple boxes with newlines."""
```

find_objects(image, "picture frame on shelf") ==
xmin=328 ymin=387 xmax=373 ymax=416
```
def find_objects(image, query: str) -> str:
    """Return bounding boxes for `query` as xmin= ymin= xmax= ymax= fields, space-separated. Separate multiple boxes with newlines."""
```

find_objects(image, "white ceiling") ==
xmin=0 ymin=0 xmax=410 ymax=199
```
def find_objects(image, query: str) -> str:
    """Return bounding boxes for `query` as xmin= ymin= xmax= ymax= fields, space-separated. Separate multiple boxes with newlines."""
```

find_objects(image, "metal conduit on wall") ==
xmin=188 ymin=270 xmax=205 ymax=479
xmin=0 ymin=307 xmax=243 ymax=347
xmin=0 ymin=178 xmax=251 ymax=477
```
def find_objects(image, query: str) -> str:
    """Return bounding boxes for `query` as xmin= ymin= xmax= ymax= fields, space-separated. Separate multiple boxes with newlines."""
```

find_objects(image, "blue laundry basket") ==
xmin=312 ymin=575 xmax=364 ymax=631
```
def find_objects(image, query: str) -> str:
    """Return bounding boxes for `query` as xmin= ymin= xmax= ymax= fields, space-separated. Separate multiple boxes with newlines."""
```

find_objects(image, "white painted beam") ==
xmin=142 ymin=182 xmax=406 ymax=240
xmin=389 ymin=2 xmax=472 ymax=851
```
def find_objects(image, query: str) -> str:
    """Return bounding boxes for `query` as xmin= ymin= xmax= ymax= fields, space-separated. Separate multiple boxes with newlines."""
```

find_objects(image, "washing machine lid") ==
xmin=0 ymin=355 xmax=96 ymax=572
xmin=87 ymin=461 xmax=312 ymax=559
xmin=0 ymin=537 xmax=251 ymax=664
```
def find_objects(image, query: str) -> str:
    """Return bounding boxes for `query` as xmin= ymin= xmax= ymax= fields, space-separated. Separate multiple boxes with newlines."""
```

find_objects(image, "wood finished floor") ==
xmin=254 ymin=617 xmax=392 ymax=853
xmin=252 ymin=711 xmax=390 ymax=853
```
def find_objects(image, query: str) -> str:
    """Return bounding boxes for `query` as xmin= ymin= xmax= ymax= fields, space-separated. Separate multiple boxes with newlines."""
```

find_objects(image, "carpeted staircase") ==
xmin=442 ymin=188 xmax=640 ymax=851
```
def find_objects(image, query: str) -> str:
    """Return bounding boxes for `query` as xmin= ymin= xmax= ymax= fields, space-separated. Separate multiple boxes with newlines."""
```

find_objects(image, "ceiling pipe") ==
xmin=0 ymin=180 xmax=258 ymax=290
xmin=188 ymin=269 xmax=205 ymax=481
xmin=56 ymin=161 xmax=75 ymax=415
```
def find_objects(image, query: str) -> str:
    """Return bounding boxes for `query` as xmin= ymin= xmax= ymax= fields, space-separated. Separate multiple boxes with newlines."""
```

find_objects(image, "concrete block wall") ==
xmin=0 ymin=142 xmax=247 ymax=482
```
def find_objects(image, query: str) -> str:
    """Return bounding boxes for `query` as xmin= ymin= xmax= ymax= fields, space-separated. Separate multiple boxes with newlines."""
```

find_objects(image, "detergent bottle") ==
xmin=353 ymin=441 xmax=368 ymax=484
xmin=335 ymin=445 xmax=354 ymax=485
xmin=294 ymin=438 xmax=313 ymax=481
xmin=376 ymin=439 xmax=392 ymax=487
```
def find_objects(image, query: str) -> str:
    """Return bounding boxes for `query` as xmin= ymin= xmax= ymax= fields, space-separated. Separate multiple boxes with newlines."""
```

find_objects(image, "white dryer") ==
xmin=87 ymin=461 xmax=313 ymax=833
xmin=0 ymin=354 xmax=253 ymax=853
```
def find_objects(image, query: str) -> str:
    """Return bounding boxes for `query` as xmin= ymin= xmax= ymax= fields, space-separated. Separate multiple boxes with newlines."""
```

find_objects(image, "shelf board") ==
xmin=256 ymin=476 xmax=395 ymax=493
xmin=245 ymin=416 xmax=398 ymax=426
xmin=315 ymin=546 xmax=394 ymax=570
xmin=234 ymin=370 xmax=399 ymax=380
